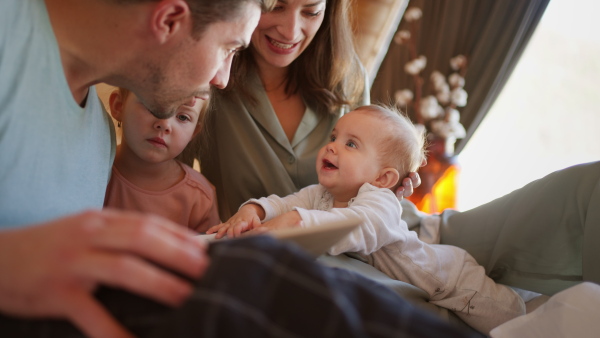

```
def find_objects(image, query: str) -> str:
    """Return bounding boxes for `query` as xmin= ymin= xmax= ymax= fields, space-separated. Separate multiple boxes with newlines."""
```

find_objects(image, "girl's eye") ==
xmin=346 ymin=140 xmax=357 ymax=148
xmin=177 ymin=115 xmax=190 ymax=122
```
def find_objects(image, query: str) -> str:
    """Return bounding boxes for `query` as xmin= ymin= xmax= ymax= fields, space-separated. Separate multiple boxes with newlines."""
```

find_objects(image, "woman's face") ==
xmin=251 ymin=0 xmax=326 ymax=70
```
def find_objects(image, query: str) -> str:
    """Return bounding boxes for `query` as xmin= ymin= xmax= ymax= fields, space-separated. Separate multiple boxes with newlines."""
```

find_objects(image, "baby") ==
xmin=104 ymin=88 xmax=220 ymax=233
xmin=208 ymin=104 xmax=525 ymax=334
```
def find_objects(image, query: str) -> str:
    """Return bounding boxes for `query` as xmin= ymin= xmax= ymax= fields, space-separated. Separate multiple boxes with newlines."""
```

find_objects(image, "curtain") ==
xmin=370 ymin=0 xmax=550 ymax=154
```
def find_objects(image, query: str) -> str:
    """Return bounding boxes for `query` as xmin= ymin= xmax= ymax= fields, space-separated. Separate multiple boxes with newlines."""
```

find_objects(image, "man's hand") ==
xmin=0 ymin=209 xmax=209 ymax=338
xmin=206 ymin=204 xmax=264 ymax=239
xmin=395 ymin=172 xmax=422 ymax=200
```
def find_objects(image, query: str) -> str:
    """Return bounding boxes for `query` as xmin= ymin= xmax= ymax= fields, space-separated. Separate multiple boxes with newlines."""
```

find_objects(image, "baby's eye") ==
xmin=346 ymin=140 xmax=357 ymax=148
xmin=329 ymin=135 xmax=336 ymax=142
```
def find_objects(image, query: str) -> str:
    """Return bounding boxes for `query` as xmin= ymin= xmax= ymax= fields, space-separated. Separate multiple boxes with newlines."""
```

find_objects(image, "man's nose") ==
xmin=210 ymin=57 xmax=233 ymax=90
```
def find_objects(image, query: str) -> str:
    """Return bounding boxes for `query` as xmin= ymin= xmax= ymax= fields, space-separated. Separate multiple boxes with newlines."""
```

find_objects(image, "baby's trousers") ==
xmin=368 ymin=237 xmax=525 ymax=335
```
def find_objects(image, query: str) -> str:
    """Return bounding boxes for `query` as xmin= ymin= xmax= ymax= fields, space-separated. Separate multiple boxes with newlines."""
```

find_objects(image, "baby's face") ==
xmin=316 ymin=110 xmax=387 ymax=202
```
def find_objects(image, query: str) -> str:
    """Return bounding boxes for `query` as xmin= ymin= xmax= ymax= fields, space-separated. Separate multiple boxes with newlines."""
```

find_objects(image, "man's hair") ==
xmin=112 ymin=0 xmax=276 ymax=38
xmin=115 ymin=87 xmax=211 ymax=127
xmin=354 ymin=105 xmax=427 ymax=191
xmin=227 ymin=0 xmax=365 ymax=114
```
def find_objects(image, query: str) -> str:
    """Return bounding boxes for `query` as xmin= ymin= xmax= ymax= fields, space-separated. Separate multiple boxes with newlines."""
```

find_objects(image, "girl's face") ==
xmin=251 ymin=0 xmax=326 ymax=70
xmin=112 ymin=92 xmax=203 ymax=164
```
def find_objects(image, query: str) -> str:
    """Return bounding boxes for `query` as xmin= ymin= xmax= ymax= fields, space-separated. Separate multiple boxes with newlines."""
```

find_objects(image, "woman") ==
xmin=198 ymin=0 xmax=419 ymax=220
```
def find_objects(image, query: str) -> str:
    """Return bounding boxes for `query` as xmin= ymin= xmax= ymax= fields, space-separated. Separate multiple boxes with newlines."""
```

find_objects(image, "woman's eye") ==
xmin=177 ymin=115 xmax=190 ymax=122
xmin=305 ymin=10 xmax=322 ymax=17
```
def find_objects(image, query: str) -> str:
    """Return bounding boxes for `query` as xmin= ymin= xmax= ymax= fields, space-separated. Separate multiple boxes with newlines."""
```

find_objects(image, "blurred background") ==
xmin=457 ymin=0 xmax=600 ymax=210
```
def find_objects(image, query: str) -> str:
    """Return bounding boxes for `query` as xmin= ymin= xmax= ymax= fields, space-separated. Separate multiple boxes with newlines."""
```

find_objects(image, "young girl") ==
xmin=104 ymin=88 xmax=220 ymax=233
xmin=208 ymin=104 xmax=526 ymax=334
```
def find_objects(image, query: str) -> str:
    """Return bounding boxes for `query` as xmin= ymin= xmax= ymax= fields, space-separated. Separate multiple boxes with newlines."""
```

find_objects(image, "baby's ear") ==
xmin=373 ymin=168 xmax=400 ymax=189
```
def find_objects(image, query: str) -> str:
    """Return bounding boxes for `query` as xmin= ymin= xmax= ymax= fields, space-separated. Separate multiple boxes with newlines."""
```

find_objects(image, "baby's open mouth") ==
xmin=323 ymin=159 xmax=338 ymax=169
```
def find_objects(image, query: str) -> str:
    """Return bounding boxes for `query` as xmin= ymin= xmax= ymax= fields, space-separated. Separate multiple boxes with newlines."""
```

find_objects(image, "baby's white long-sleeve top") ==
xmin=242 ymin=183 xmax=408 ymax=256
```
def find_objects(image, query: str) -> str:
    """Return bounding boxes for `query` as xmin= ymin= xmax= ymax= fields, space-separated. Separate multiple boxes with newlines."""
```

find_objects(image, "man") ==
xmin=0 ymin=1 xmax=262 ymax=337
xmin=0 ymin=0 xmax=470 ymax=337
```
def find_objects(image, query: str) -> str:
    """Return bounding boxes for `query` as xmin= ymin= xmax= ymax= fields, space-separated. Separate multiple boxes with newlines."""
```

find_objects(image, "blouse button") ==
xmin=288 ymin=156 xmax=295 ymax=164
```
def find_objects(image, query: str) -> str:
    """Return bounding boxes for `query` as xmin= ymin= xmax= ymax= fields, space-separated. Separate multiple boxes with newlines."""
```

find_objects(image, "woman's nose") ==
xmin=277 ymin=12 xmax=300 ymax=41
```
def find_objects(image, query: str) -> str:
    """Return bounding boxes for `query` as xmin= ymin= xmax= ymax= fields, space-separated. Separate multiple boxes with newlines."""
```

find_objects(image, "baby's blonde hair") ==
xmin=353 ymin=104 xmax=427 ymax=191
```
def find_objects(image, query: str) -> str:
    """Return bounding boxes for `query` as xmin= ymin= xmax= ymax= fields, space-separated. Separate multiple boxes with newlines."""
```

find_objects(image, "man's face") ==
xmin=136 ymin=3 xmax=261 ymax=118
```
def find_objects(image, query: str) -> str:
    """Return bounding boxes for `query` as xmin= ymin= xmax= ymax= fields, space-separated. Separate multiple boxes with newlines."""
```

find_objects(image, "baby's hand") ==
xmin=248 ymin=211 xmax=303 ymax=234
xmin=206 ymin=204 xmax=263 ymax=239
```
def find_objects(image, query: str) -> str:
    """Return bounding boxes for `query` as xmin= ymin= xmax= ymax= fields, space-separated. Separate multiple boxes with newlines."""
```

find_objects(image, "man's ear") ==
xmin=151 ymin=0 xmax=190 ymax=44
xmin=108 ymin=90 xmax=124 ymax=122
xmin=372 ymin=168 xmax=400 ymax=189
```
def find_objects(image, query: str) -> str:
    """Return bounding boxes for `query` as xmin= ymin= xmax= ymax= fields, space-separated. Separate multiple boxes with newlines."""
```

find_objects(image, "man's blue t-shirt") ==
xmin=0 ymin=0 xmax=115 ymax=227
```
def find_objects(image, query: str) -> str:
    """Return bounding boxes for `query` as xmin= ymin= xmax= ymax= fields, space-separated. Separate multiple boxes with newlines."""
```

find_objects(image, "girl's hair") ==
xmin=354 ymin=105 xmax=427 ymax=191
xmin=227 ymin=0 xmax=365 ymax=114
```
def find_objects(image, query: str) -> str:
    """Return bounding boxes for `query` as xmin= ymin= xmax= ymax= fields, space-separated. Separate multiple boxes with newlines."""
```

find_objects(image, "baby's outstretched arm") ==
xmin=206 ymin=204 xmax=265 ymax=239
xmin=253 ymin=211 xmax=303 ymax=232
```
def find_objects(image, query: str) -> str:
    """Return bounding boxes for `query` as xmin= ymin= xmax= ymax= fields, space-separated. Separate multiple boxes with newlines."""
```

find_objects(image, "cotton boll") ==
xmin=451 ymin=88 xmax=468 ymax=107
xmin=394 ymin=30 xmax=411 ymax=45
xmin=404 ymin=7 xmax=423 ymax=22
xmin=430 ymin=71 xmax=446 ymax=88
xmin=448 ymin=73 xmax=465 ymax=88
xmin=420 ymin=96 xmax=443 ymax=120
xmin=436 ymin=84 xmax=451 ymax=105
xmin=446 ymin=108 xmax=461 ymax=123
xmin=395 ymin=89 xmax=414 ymax=106
xmin=450 ymin=55 xmax=467 ymax=70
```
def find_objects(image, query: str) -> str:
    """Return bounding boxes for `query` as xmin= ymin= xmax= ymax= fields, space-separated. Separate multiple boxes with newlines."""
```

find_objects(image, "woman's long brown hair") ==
xmin=227 ymin=0 xmax=365 ymax=114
